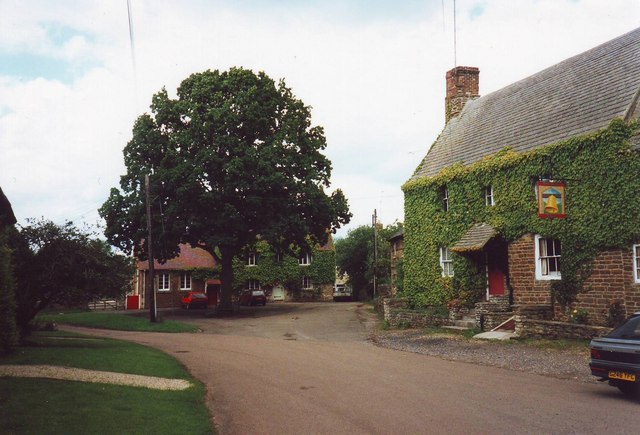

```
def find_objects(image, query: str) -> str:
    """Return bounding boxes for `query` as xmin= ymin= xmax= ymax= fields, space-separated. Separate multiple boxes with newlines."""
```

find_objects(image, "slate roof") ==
xmin=451 ymin=223 xmax=497 ymax=253
xmin=388 ymin=228 xmax=405 ymax=242
xmin=410 ymin=27 xmax=640 ymax=181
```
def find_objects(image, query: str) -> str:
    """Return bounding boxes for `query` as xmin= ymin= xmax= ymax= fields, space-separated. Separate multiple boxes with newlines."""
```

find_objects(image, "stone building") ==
xmin=403 ymin=28 xmax=640 ymax=326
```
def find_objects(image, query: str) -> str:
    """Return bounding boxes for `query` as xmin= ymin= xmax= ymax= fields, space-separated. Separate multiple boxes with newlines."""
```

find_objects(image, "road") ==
xmin=68 ymin=302 xmax=639 ymax=434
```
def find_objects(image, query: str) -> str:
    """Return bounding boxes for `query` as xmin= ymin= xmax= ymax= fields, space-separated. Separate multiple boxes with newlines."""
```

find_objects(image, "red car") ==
xmin=181 ymin=291 xmax=209 ymax=309
xmin=239 ymin=290 xmax=267 ymax=306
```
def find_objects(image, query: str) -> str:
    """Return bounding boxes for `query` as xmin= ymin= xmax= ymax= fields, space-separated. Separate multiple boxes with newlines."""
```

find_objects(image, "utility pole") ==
xmin=372 ymin=209 xmax=378 ymax=299
xmin=145 ymin=174 xmax=157 ymax=322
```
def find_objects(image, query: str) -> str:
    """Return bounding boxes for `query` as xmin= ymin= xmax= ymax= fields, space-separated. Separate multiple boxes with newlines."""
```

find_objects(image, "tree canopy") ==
xmin=100 ymin=67 xmax=350 ymax=310
xmin=335 ymin=222 xmax=402 ymax=299
xmin=8 ymin=219 xmax=134 ymax=337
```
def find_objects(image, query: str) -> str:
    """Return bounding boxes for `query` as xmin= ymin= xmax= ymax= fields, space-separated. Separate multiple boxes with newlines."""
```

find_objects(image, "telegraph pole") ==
xmin=145 ymin=174 xmax=158 ymax=322
xmin=372 ymin=209 xmax=378 ymax=299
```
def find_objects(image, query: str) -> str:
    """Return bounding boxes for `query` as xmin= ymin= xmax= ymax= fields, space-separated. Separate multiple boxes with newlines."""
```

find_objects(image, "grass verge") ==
xmin=0 ymin=331 xmax=213 ymax=434
xmin=38 ymin=311 xmax=199 ymax=333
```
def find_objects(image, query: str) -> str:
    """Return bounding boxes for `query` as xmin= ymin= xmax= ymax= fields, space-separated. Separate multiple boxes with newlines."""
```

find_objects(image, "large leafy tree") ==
xmin=8 ymin=219 xmax=134 ymax=337
xmin=100 ymin=68 xmax=350 ymax=311
xmin=335 ymin=222 xmax=403 ymax=299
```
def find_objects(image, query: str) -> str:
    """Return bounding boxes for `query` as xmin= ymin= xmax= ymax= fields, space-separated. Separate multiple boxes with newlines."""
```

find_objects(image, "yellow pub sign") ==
xmin=537 ymin=181 xmax=566 ymax=219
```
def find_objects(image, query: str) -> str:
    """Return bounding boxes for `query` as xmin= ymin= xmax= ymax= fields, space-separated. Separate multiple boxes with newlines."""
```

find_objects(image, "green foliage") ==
xmin=606 ymin=300 xmax=626 ymax=328
xmin=568 ymin=307 xmax=590 ymax=325
xmin=7 ymin=219 xmax=135 ymax=337
xmin=37 ymin=312 xmax=198 ymax=333
xmin=100 ymin=67 xmax=350 ymax=310
xmin=0 ymin=332 xmax=211 ymax=434
xmin=335 ymin=222 xmax=403 ymax=297
xmin=0 ymin=230 xmax=18 ymax=354
xmin=232 ymin=240 xmax=335 ymax=293
xmin=403 ymin=119 xmax=640 ymax=307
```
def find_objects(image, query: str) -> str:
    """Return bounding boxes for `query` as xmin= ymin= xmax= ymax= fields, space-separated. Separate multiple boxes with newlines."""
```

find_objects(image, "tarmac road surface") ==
xmin=65 ymin=302 xmax=639 ymax=434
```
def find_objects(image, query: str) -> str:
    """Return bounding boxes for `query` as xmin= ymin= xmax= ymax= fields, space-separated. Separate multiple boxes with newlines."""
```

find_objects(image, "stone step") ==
xmin=454 ymin=319 xmax=477 ymax=328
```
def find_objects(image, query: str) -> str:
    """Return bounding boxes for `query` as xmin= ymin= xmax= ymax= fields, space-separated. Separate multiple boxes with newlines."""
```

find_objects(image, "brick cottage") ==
xmin=402 ymin=28 xmax=640 ymax=329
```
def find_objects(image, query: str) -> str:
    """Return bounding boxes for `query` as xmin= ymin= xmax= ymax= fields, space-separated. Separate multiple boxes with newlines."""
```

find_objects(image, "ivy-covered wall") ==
xmin=402 ymin=119 xmax=640 ymax=309
xmin=232 ymin=240 xmax=336 ymax=296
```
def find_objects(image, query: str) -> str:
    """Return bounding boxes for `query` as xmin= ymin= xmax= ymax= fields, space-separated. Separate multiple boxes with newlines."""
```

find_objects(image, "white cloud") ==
xmin=1 ymin=0 xmax=639 ymax=238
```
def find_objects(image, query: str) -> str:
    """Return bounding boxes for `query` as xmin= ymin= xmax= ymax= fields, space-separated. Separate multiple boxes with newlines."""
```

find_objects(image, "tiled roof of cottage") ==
xmin=410 ymin=27 xmax=640 ymax=181
xmin=451 ymin=223 xmax=497 ymax=253
xmin=138 ymin=244 xmax=216 ymax=271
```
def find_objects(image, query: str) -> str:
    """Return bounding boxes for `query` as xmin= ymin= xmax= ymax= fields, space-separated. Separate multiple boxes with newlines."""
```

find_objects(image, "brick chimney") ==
xmin=445 ymin=66 xmax=479 ymax=123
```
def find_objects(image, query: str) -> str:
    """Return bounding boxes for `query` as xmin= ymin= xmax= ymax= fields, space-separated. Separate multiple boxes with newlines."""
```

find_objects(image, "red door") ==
xmin=486 ymin=245 xmax=507 ymax=296
xmin=488 ymin=263 xmax=505 ymax=296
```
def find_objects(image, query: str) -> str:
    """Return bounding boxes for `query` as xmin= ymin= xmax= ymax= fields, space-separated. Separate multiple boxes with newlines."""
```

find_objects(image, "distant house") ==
xmin=403 ymin=28 xmax=640 ymax=327
xmin=232 ymin=237 xmax=337 ymax=302
xmin=132 ymin=237 xmax=337 ymax=309
xmin=134 ymin=244 xmax=221 ymax=309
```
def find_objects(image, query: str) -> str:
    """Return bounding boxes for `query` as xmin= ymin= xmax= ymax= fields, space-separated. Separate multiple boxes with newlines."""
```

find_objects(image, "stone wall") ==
xmin=570 ymin=247 xmax=639 ymax=325
xmin=515 ymin=317 xmax=611 ymax=340
xmin=475 ymin=296 xmax=513 ymax=331
xmin=509 ymin=234 xmax=553 ymax=305
xmin=508 ymin=235 xmax=640 ymax=326
xmin=383 ymin=298 xmax=450 ymax=329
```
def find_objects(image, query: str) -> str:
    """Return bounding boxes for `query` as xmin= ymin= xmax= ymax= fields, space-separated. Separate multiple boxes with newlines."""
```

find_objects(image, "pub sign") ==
xmin=537 ymin=181 xmax=566 ymax=218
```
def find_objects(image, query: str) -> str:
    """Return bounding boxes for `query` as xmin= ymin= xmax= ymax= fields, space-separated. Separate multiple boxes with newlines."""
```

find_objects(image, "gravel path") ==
xmin=0 ymin=364 xmax=192 ymax=390
xmin=371 ymin=329 xmax=595 ymax=384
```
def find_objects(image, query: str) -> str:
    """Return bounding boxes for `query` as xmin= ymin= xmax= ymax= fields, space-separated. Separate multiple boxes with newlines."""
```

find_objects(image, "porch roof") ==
xmin=451 ymin=223 xmax=497 ymax=253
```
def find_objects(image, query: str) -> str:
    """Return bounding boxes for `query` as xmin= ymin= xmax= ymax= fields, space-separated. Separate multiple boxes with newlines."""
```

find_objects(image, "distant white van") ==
xmin=333 ymin=284 xmax=352 ymax=301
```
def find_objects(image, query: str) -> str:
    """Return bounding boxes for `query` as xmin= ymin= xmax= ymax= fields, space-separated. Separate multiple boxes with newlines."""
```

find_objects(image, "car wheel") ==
xmin=616 ymin=382 xmax=640 ymax=397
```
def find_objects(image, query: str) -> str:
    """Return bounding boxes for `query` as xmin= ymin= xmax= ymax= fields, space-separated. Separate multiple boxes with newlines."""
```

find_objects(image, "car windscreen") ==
xmin=191 ymin=294 xmax=207 ymax=299
xmin=606 ymin=316 xmax=640 ymax=340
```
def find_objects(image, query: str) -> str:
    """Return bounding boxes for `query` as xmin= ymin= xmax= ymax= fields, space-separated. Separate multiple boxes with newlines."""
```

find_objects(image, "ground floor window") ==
xmin=302 ymin=276 xmax=312 ymax=289
xmin=158 ymin=273 xmax=170 ymax=291
xmin=633 ymin=244 xmax=640 ymax=284
xmin=247 ymin=279 xmax=260 ymax=290
xmin=180 ymin=272 xmax=191 ymax=291
xmin=535 ymin=235 xmax=561 ymax=280
xmin=439 ymin=247 xmax=454 ymax=277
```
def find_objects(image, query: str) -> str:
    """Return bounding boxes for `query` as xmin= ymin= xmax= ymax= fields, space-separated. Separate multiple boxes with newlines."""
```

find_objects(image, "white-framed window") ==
xmin=299 ymin=253 xmax=312 ymax=265
xmin=247 ymin=252 xmax=257 ymax=266
xmin=247 ymin=279 xmax=260 ymax=290
xmin=535 ymin=235 xmax=561 ymax=280
xmin=302 ymin=276 xmax=313 ymax=289
xmin=442 ymin=186 xmax=449 ymax=212
xmin=633 ymin=244 xmax=640 ymax=284
xmin=180 ymin=272 xmax=191 ymax=291
xmin=485 ymin=185 xmax=494 ymax=206
xmin=439 ymin=247 xmax=454 ymax=277
xmin=157 ymin=273 xmax=170 ymax=292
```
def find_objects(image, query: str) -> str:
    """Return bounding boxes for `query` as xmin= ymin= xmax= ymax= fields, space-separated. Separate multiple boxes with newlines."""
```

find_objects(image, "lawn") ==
xmin=37 ymin=311 xmax=199 ymax=333
xmin=0 ymin=331 xmax=213 ymax=434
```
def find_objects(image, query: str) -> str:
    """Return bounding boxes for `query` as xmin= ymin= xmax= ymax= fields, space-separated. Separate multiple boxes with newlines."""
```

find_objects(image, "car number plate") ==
xmin=609 ymin=371 xmax=636 ymax=382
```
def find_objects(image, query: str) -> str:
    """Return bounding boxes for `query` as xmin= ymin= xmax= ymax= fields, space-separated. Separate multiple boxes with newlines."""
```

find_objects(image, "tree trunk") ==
xmin=218 ymin=245 xmax=235 ymax=314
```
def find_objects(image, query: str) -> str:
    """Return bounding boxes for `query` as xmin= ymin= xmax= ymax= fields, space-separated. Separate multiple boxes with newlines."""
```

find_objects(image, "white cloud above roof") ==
xmin=0 ymin=0 xmax=638 ymax=237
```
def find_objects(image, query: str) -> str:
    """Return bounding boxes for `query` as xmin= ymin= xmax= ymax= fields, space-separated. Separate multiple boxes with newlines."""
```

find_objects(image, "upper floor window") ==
xmin=180 ymin=272 xmax=191 ymax=291
xmin=535 ymin=235 xmax=561 ymax=280
xmin=485 ymin=186 xmax=494 ymax=206
xmin=302 ymin=276 xmax=313 ymax=289
xmin=439 ymin=247 xmax=454 ymax=277
xmin=158 ymin=273 xmax=170 ymax=292
xmin=247 ymin=279 xmax=260 ymax=290
xmin=299 ymin=253 xmax=312 ymax=266
xmin=633 ymin=244 xmax=640 ymax=284
xmin=441 ymin=186 xmax=449 ymax=212
xmin=247 ymin=252 xmax=257 ymax=266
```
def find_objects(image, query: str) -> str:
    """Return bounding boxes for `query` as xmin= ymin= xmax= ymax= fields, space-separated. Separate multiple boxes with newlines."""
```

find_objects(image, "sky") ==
xmin=1 ymin=0 xmax=639 ymax=240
